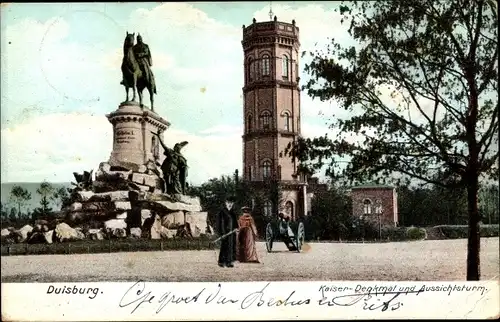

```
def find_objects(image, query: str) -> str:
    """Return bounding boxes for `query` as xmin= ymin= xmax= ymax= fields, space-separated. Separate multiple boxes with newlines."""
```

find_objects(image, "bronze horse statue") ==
xmin=120 ymin=32 xmax=157 ymax=111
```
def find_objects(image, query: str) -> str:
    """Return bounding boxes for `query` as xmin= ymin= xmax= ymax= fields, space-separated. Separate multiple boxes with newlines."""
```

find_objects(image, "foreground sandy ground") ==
xmin=1 ymin=238 xmax=498 ymax=282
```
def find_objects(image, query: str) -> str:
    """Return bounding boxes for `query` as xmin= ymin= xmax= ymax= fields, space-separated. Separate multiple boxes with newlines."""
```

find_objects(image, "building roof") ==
xmin=350 ymin=183 xmax=395 ymax=190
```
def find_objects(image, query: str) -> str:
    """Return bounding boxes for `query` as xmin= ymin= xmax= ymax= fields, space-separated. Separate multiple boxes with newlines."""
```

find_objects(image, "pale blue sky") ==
xmin=1 ymin=2 xmax=352 ymax=184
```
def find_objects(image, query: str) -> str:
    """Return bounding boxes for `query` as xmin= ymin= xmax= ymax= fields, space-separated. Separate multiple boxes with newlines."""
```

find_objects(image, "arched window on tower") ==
xmin=282 ymin=55 xmax=289 ymax=79
xmin=282 ymin=111 xmax=291 ymax=131
xmin=363 ymin=199 xmax=373 ymax=215
xmin=248 ymin=58 xmax=255 ymax=82
xmin=261 ymin=54 xmax=270 ymax=76
xmin=247 ymin=114 xmax=253 ymax=132
xmin=262 ymin=160 xmax=272 ymax=179
xmin=260 ymin=111 xmax=271 ymax=130
xmin=263 ymin=200 xmax=273 ymax=217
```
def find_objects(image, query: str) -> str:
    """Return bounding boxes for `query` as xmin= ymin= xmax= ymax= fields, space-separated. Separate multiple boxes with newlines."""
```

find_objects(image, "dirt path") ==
xmin=2 ymin=238 xmax=498 ymax=282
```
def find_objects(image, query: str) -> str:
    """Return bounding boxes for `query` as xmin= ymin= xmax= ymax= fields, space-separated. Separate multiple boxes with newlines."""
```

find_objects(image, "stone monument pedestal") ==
xmin=106 ymin=102 xmax=170 ymax=167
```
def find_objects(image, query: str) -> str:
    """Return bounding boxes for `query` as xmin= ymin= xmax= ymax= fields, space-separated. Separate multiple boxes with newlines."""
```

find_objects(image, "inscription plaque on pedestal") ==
xmin=106 ymin=103 xmax=170 ymax=166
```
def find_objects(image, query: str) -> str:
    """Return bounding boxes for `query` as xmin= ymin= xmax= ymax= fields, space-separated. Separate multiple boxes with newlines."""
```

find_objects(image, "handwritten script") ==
xmin=118 ymin=281 xmax=430 ymax=315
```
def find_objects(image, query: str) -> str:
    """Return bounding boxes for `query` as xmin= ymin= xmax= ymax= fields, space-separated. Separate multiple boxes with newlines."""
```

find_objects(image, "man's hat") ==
xmin=241 ymin=206 xmax=251 ymax=212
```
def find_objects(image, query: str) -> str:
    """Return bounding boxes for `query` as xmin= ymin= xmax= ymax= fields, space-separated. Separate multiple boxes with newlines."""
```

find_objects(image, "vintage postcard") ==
xmin=1 ymin=1 xmax=499 ymax=321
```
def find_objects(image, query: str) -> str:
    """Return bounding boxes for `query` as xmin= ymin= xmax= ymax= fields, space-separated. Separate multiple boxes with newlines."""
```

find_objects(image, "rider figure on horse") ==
xmin=121 ymin=32 xmax=157 ymax=110
xmin=133 ymin=35 xmax=157 ymax=97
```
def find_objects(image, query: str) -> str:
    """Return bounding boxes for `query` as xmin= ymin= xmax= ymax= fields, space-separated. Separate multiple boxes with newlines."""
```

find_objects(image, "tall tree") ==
xmin=36 ymin=181 xmax=55 ymax=217
xmin=289 ymin=0 xmax=498 ymax=280
xmin=9 ymin=185 xmax=32 ymax=218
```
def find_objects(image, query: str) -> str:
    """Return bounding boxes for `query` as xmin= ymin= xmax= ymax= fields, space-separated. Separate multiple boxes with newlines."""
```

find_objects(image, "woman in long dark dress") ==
xmin=237 ymin=207 xmax=260 ymax=263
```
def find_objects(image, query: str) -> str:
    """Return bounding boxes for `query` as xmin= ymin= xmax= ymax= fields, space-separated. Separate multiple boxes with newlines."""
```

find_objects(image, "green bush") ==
xmin=381 ymin=226 xmax=408 ymax=241
xmin=406 ymin=227 xmax=428 ymax=240
xmin=433 ymin=224 xmax=499 ymax=239
xmin=1 ymin=237 xmax=216 ymax=256
xmin=479 ymin=225 xmax=499 ymax=237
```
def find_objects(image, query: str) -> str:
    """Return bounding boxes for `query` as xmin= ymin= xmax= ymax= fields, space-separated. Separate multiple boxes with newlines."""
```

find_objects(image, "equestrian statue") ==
xmin=120 ymin=32 xmax=157 ymax=111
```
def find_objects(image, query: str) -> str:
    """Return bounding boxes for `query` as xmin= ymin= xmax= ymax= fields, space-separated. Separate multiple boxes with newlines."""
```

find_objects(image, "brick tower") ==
xmin=241 ymin=16 xmax=308 ymax=220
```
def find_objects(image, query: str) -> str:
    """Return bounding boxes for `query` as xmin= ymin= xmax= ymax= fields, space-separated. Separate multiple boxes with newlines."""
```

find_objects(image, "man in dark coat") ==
xmin=216 ymin=196 xmax=238 ymax=268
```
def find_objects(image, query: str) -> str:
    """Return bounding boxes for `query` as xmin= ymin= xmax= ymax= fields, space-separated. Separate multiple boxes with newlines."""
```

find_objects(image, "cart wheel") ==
xmin=265 ymin=223 xmax=273 ymax=252
xmin=296 ymin=222 xmax=305 ymax=253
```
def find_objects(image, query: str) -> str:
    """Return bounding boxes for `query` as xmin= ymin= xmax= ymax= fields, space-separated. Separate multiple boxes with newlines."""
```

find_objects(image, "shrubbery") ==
xmin=406 ymin=227 xmax=428 ymax=240
xmin=1 ymin=237 xmax=216 ymax=256
xmin=434 ymin=224 xmax=499 ymax=239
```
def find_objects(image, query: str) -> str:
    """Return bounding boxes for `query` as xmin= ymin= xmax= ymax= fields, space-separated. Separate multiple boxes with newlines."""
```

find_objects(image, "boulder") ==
xmin=54 ymin=223 xmax=84 ymax=242
xmin=17 ymin=225 xmax=33 ymax=243
xmin=143 ymin=193 xmax=177 ymax=202
xmin=82 ymin=202 xmax=116 ymax=212
xmin=74 ymin=228 xmax=86 ymax=239
xmin=150 ymin=214 xmax=162 ymax=239
xmin=66 ymin=212 xmax=89 ymax=223
xmin=1 ymin=228 xmax=11 ymax=237
xmin=141 ymin=209 xmax=152 ymax=226
xmin=96 ymin=161 xmax=132 ymax=181
xmin=113 ymin=228 xmax=127 ymax=238
xmin=173 ymin=194 xmax=201 ymax=206
xmin=87 ymin=190 xmax=130 ymax=202
xmin=116 ymin=212 xmax=128 ymax=219
xmin=108 ymin=160 xmax=149 ymax=173
xmin=27 ymin=232 xmax=46 ymax=244
xmin=27 ymin=230 xmax=55 ymax=244
xmin=69 ymin=202 xmax=83 ymax=211
xmin=176 ymin=224 xmax=193 ymax=238
xmin=44 ymin=230 xmax=54 ymax=244
xmin=88 ymin=229 xmax=104 ymax=241
xmin=105 ymin=219 xmax=127 ymax=231
xmin=161 ymin=211 xmax=185 ymax=228
xmin=133 ymin=184 xmax=152 ymax=192
xmin=73 ymin=191 xmax=95 ymax=202
xmin=114 ymin=201 xmax=131 ymax=212
xmin=130 ymin=227 xmax=142 ymax=238
xmin=131 ymin=173 xmax=159 ymax=188
xmin=92 ymin=180 xmax=130 ymax=193
xmin=160 ymin=226 xmax=176 ymax=239
xmin=185 ymin=212 xmax=209 ymax=238
xmin=144 ymin=200 xmax=202 ymax=213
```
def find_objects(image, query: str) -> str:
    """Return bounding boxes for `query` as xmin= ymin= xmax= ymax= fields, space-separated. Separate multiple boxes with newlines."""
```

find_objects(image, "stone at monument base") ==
xmin=61 ymin=160 xmax=213 ymax=241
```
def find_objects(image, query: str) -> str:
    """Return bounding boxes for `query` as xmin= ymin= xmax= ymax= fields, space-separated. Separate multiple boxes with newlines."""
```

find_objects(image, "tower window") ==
xmin=363 ymin=199 xmax=373 ymax=215
xmin=262 ymin=160 xmax=272 ymax=179
xmin=282 ymin=111 xmax=291 ymax=131
xmin=260 ymin=111 xmax=271 ymax=130
xmin=282 ymin=55 xmax=289 ymax=79
xmin=263 ymin=200 xmax=273 ymax=216
xmin=261 ymin=54 xmax=270 ymax=76
xmin=248 ymin=58 xmax=255 ymax=82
